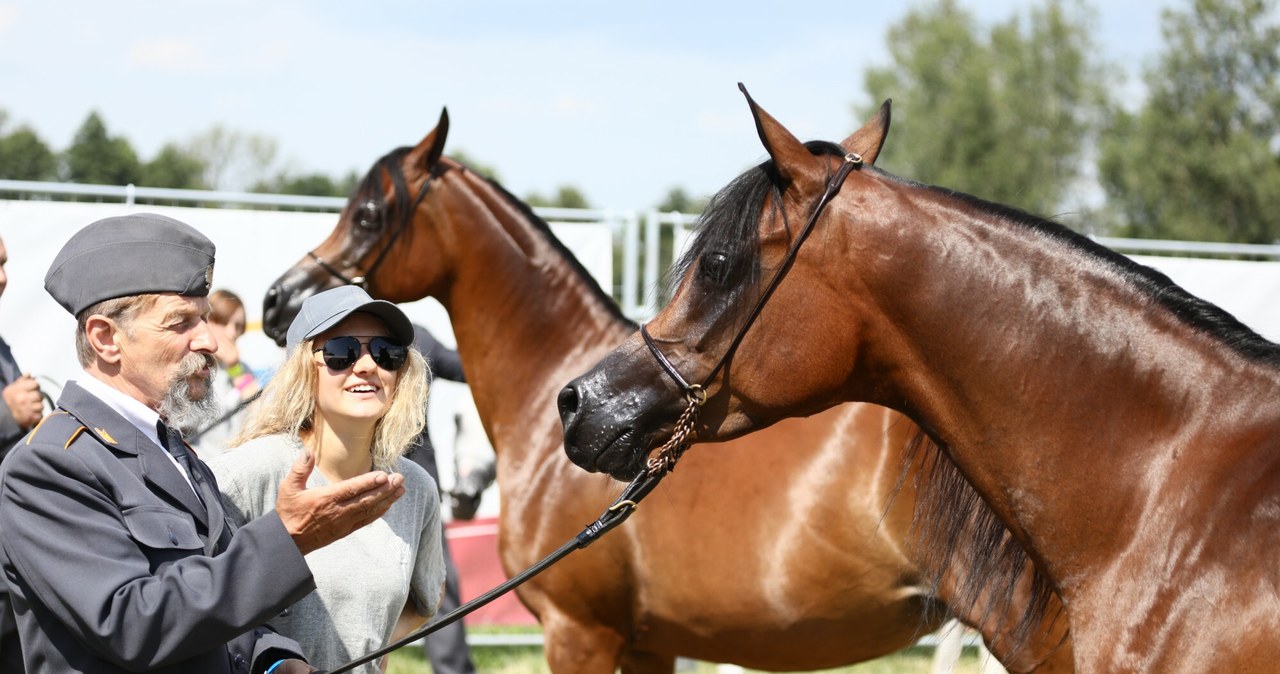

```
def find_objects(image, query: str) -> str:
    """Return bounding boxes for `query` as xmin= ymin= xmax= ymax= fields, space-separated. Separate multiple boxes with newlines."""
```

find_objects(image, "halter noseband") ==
xmin=306 ymin=165 xmax=441 ymax=289
xmin=642 ymin=151 xmax=863 ymax=417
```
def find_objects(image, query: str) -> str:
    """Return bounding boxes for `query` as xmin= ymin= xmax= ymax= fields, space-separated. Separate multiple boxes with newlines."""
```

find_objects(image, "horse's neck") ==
xmin=437 ymin=187 xmax=632 ymax=460
xmin=856 ymin=202 xmax=1280 ymax=588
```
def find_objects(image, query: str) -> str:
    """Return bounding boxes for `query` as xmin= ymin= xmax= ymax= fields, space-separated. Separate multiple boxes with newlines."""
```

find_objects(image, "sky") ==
xmin=0 ymin=0 xmax=1171 ymax=211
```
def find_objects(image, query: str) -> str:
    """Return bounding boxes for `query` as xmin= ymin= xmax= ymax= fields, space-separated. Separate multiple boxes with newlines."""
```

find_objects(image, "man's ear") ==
xmin=85 ymin=315 xmax=123 ymax=364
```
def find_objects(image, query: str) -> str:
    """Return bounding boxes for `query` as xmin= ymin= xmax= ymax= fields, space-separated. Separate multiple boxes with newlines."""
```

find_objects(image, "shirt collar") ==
xmin=75 ymin=372 xmax=163 ymax=449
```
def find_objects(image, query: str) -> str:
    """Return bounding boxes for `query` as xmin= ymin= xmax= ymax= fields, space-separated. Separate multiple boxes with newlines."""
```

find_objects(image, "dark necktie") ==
xmin=157 ymin=420 xmax=204 ymax=504
xmin=157 ymin=420 xmax=226 ymax=553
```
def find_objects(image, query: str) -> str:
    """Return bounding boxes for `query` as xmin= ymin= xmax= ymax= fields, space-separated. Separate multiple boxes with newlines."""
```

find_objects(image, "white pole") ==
xmin=928 ymin=620 xmax=964 ymax=674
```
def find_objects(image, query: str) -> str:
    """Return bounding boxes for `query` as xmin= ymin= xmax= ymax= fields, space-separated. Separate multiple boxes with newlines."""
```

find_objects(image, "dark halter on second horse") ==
xmin=641 ymin=151 xmax=864 ymax=474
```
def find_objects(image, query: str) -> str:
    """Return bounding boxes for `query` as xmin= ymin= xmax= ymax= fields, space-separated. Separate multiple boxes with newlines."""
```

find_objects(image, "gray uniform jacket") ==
xmin=0 ymin=381 xmax=316 ymax=674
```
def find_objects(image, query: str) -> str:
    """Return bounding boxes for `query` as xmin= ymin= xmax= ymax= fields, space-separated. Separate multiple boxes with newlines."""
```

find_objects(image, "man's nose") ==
xmin=192 ymin=319 xmax=219 ymax=353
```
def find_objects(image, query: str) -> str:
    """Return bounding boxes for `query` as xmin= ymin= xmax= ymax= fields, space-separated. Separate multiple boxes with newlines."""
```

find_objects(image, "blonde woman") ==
xmin=208 ymin=286 xmax=444 ymax=674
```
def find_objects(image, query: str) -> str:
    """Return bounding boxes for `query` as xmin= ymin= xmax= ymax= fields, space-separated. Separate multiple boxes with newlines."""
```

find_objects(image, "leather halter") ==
xmin=306 ymin=165 xmax=440 ymax=289
xmin=642 ymin=151 xmax=864 ymax=403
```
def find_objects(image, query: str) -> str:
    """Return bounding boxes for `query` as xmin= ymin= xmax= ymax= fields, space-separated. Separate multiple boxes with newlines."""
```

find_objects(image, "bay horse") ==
xmin=557 ymin=86 xmax=1280 ymax=673
xmin=260 ymin=110 xmax=1071 ymax=673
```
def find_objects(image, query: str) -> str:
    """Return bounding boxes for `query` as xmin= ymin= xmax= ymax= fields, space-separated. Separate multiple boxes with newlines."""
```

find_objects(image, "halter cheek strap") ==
xmin=639 ymin=152 xmax=863 ymax=473
xmin=307 ymin=250 xmax=365 ymax=287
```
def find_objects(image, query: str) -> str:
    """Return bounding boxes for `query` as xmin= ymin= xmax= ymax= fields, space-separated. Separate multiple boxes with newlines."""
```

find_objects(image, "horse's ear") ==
xmin=840 ymin=100 xmax=891 ymax=166
xmin=410 ymin=107 xmax=450 ymax=171
xmin=740 ymin=83 xmax=814 ymax=184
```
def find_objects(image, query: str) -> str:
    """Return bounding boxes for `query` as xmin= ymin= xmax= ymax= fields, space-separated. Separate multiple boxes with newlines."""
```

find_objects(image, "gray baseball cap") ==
xmin=45 ymin=213 xmax=216 ymax=317
xmin=285 ymin=285 xmax=414 ymax=353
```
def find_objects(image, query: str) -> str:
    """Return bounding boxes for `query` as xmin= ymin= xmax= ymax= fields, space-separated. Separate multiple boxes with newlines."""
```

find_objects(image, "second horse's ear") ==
xmin=740 ymin=82 xmax=820 ymax=188
xmin=840 ymin=100 xmax=890 ymax=166
xmin=411 ymin=108 xmax=450 ymax=171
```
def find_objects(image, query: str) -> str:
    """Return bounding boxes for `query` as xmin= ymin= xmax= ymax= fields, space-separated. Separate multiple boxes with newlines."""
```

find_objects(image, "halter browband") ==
xmin=643 ymin=151 xmax=863 ymax=399
xmin=306 ymin=165 xmax=441 ymax=289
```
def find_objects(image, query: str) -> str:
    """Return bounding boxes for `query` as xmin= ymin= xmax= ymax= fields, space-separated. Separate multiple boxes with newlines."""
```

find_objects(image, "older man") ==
xmin=0 ymin=213 xmax=405 ymax=674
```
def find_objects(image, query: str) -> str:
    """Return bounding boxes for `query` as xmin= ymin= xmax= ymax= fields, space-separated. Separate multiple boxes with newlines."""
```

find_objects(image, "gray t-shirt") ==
xmin=207 ymin=434 xmax=445 ymax=674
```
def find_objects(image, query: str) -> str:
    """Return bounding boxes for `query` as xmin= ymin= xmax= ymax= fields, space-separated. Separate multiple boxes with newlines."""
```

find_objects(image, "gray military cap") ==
xmin=45 ymin=213 xmax=216 ymax=317
xmin=286 ymin=285 xmax=414 ymax=353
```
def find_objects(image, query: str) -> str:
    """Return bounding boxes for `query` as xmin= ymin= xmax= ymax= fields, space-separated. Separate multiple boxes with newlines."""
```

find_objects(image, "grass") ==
xmin=384 ymin=627 xmax=989 ymax=674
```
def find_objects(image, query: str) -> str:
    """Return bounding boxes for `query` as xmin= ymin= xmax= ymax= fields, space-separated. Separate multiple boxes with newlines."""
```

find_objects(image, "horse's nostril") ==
xmin=557 ymin=385 xmax=580 ymax=420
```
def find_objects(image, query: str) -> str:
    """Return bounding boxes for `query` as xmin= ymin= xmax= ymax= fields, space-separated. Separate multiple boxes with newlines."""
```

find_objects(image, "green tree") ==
xmin=525 ymin=186 xmax=591 ymax=209
xmin=253 ymin=171 xmax=345 ymax=197
xmin=141 ymin=143 xmax=207 ymax=189
xmin=1097 ymin=0 xmax=1280 ymax=243
xmin=862 ymin=0 xmax=1111 ymax=218
xmin=449 ymin=149 xmax=502 ymax=183
xmin=187 ymin=125 xmax=278 ymax=192
xmin=63 ymin=111 xmax=142 ymax=186
xmin=0 ymin=118 xmax=58 ymax=180
xmin=654 ymin=187 xmax=708 ymax=214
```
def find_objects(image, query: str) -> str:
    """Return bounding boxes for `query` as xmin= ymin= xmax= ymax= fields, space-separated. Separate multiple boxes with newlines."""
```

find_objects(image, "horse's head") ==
xmin=558 ymin=86 xmax=893 ymax=479
xmin=262 ymin=108 xmax=454 ymax=345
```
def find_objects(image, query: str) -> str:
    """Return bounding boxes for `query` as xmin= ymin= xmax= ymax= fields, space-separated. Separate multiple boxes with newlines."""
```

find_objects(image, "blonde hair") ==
xmin=232 ymin=339 xmax=429 ymax=470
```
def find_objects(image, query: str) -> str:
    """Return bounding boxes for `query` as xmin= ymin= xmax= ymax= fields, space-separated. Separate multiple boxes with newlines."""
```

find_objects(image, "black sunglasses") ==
xmin=313 ymin=336 xmax=409 ymax=372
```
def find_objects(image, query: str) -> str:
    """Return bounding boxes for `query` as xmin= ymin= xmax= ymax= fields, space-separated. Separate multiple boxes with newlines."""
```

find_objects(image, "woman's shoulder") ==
xmin=393 ymin=455 xmax=433 ymax=487
xmin=391 ymin=456 xmax=439 ymax=505
xmin=205 ymin=433 xmax=301 ymax=478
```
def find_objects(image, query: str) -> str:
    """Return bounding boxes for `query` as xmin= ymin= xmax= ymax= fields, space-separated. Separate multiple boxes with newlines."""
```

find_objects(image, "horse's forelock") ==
xmin=665 ymin=140 xmax=853 ymax=324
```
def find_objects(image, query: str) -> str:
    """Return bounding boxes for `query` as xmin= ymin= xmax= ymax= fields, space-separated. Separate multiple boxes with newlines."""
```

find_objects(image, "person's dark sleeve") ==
xmin=0 ymin=441 xmax=314 ymax=669
xmin=412 ymin=324 xmax=465 ymax=383
xmin=0 ymin=406 xmax=24 ymax=464
xmin=0 ymin=337 xmax=27 ymax=459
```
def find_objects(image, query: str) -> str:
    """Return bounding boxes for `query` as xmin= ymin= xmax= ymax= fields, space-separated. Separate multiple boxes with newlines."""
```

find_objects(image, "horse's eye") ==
xmin=357 ymin=201 xmax=382 ymax=230
xmin=699 ymin=251 xmax=731 ymax=286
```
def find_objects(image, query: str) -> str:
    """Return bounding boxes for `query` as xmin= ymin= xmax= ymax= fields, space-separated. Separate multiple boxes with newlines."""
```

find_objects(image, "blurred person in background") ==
xmin=194 ymin=289 xmax=261 ymax=457
xmin=0 ymin=234 xmax=42 ymax=673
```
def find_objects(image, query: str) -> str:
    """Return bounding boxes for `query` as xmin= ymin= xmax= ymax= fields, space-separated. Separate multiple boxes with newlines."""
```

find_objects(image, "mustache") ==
xmin=174 ymin=352 xmax=217 ymax=380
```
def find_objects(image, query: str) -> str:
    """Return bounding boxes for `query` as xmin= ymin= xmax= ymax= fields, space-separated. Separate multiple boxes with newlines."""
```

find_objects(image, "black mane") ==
xmin=902 ymin=175 xmax=1280 ymax=366
xmin=680 ymin=140 xmax=1280 ymax=366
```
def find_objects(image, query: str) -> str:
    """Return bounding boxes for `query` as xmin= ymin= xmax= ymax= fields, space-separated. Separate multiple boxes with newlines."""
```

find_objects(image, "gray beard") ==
xmin=158 ymin=354 xmax=221 ymax=435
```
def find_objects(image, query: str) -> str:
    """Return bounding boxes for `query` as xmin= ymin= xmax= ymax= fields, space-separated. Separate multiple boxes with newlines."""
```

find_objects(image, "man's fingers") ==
xmin=283 ymin=450 xmax=316 ymax=494
xmin=332 ymin=472 xmax=400 ymax=504
xmin=333 ymin=488 xmax=404 ymax=535
xmin=327 ymin=470 xmax=394 ymax=501
xmin=280 ymin=468 xmax=404 ymax=554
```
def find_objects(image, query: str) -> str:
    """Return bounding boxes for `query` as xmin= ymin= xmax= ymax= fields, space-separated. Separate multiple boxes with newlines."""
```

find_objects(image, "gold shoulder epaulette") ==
xmin=25 ymin=412 xmax=88 ymax=450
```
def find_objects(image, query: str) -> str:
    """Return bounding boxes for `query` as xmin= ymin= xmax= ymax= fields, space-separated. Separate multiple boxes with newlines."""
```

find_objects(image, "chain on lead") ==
xmin=645 ymin=385 xmax=707 ymax=477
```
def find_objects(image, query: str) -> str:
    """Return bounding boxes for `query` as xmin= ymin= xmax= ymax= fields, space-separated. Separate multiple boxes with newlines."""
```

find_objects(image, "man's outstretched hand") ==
xmin=276 ymin=450 xmax=405 ymax=555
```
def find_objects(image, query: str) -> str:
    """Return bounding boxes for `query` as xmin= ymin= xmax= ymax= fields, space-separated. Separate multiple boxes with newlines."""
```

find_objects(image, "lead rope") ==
xmin=327 ymin=428 xmax=689 ymax=674
xmin=644 ymin=385 xmax=707 ymax=476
